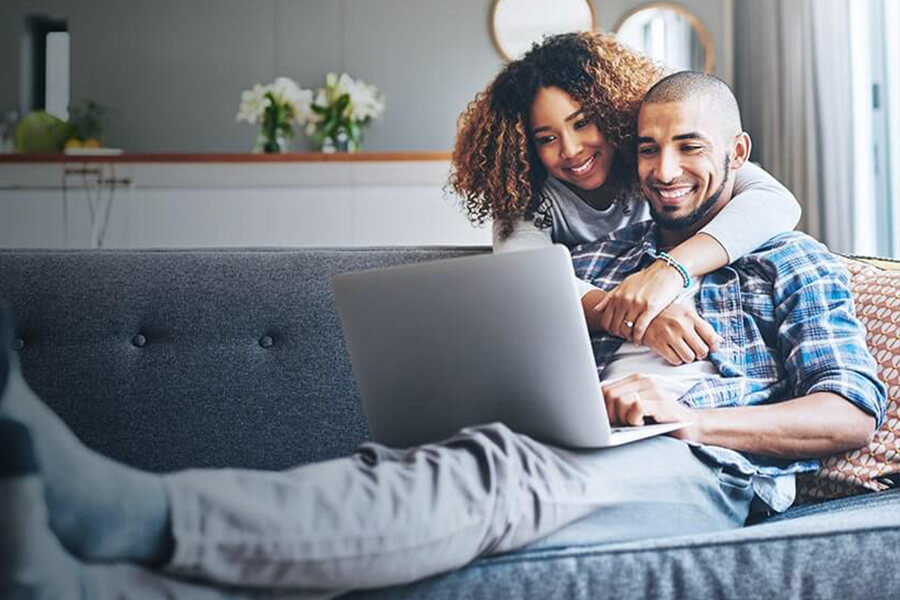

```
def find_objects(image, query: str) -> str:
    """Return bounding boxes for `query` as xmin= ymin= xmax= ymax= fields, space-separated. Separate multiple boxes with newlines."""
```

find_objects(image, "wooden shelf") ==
xmin=0 ymin=151 xmax=452 ymax=164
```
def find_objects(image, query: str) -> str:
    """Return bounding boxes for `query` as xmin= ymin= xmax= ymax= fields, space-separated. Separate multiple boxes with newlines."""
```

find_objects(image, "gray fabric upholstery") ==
xmin=0 ymin=247 xmax=483 ymax=471
xmin=349 ymin=492 xmax=900 ymax=598
xmin=2 ymin=247 xmax=899 ymax=599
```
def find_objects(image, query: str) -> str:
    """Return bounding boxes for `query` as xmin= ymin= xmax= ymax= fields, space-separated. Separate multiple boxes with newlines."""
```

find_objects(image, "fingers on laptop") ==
xmin=602 ymin=374 xmax=681 ymax=426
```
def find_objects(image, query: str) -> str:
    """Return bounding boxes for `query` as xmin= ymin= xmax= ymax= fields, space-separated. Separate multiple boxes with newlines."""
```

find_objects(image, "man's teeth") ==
xmin=657 ymin=187 xmax=693 ymax=199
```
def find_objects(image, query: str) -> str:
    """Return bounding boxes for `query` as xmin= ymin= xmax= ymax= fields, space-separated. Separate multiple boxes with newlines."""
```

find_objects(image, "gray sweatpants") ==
xmin=88 ymin=424 xmax=755 ymax=598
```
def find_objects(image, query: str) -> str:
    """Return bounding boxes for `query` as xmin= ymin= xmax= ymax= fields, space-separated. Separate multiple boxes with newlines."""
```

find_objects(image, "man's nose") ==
xmin=656 ymin=148 xmax=683 ymax=182
xmin=560 ymin=132 xmax=583 ymax=160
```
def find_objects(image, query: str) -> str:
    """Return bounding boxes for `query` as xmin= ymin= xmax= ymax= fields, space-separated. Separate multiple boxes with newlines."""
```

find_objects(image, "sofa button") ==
xmin=132 ymin=334 xmax=147 ymax=348
xmin=12 ymin=338 xmax=24 ymax=351
xmin=259 ymin=335 xmax=274 ymax=349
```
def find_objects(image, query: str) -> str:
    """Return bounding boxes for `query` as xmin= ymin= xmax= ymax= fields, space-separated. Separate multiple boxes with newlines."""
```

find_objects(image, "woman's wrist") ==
xmin=657 ymin=251 xmax=692 ymax=289
xmin=664 ymin=232 xmax=729 ymax=278
xmin=646 ymin=257 xmax=684 ymax=290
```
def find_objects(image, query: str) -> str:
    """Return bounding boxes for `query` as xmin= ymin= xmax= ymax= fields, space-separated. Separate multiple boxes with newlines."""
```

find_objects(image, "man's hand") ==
xmin=642 ymin=303 xmax=722 ymax=365
xmin=601 ymin=374 xmax=701 ymax=441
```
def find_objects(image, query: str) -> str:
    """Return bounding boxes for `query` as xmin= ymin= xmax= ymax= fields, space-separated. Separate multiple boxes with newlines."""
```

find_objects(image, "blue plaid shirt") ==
xmin=571 ymin=222 xmax=886 ymax=510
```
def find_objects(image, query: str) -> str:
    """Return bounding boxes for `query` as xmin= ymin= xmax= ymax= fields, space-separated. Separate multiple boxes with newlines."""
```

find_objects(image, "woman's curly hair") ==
xmin=449 ymin=32 xmax=663 ymax=238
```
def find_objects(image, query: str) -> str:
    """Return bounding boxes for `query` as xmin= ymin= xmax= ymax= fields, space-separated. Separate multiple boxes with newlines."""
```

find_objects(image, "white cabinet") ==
xmin=0 ymin=159 xmax=490 ymax=249
xmin=0 ymin=190 xmax=68 ymax=248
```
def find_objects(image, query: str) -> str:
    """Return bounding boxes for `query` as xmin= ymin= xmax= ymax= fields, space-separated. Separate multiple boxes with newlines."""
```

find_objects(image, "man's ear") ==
xmin=729 ymin=132 xmax=752 ymax=169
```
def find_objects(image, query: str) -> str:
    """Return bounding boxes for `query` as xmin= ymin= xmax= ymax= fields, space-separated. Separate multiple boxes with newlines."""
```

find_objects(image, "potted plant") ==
xmin=306 ymin=73 xmax=386 ymax=153
xmin=236 ymin=77 xmax=315 ymax=153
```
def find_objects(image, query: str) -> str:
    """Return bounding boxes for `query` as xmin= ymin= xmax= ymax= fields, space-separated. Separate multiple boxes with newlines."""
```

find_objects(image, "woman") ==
xmin=449 ymin=32 xmax=800 ymax=364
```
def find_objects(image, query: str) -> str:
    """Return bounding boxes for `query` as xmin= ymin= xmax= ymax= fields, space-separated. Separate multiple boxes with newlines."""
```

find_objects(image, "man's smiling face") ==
xmin=636 ymin=99 xmax=736 ymax=232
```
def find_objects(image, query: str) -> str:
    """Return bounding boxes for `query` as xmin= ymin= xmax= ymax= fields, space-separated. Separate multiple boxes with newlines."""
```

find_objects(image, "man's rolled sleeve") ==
xmin=766 ymin=234 xmax=888 ymax=428
xmin=804 ymin=370 xmax=886 ymax=427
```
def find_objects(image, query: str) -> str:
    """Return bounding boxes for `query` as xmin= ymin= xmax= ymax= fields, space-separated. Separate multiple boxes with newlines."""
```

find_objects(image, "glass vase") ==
xmin=314 ymin=123 xmax=363 ymax=153
xmin=255 ymin=130 xmax=290 ymax=154
xmin=255 ymin=109 xmax=292 ymax=153
xmin=335 ymin=127 xmax=350 ymax=152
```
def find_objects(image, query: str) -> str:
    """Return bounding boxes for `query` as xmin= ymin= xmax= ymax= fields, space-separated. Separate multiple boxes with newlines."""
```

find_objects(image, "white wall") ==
xmin=0 ymin=0 xmax=733 ymax=153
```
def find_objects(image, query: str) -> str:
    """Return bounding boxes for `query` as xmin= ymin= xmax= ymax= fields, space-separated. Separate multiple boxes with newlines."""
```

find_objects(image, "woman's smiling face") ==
xmin=529 ymin=86 xmax=615 ymax=193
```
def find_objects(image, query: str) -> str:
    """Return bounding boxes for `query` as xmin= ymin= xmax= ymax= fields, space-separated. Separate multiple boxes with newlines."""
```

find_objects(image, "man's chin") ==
xmin=652 ymin=212 xmax=693 ymax=230
xmin=647 ymin=203 xmax=687 ymax=223
xmin=648 ymin=196 xmax=720 ymax=231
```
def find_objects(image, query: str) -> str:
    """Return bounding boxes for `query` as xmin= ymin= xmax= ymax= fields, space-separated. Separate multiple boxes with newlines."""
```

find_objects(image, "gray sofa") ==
xmin=2 ymin=247 xmax=899 ymax=599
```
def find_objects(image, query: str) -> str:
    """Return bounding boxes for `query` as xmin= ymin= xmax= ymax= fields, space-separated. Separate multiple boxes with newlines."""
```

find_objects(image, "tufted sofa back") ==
xmin=0 ymin=247 xmax=485 ymax=472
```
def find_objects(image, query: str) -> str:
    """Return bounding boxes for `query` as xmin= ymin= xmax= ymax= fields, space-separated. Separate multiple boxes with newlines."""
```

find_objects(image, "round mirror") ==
xmin=615 ymin=2 xmax=715 ymax=73
xmin=491 ymin=0 xmax=596 ymax=62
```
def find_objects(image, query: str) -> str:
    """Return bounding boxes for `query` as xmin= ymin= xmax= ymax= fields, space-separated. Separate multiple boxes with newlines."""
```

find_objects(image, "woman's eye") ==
xmin=534 ymin=135 xmax=555 ymax=146
xmin=574 ymin=118 xmax=590 ymax=129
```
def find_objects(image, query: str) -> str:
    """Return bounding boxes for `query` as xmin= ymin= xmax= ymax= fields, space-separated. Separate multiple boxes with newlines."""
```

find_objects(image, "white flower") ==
xmin=335 ymin=73 xmax=357 ymax=100
xmin=333 ymin=73 xmax=385 ymax=122
xmin=270 ymin=77 xmax=300 ymax=104
xmin=269 ymin=77 xmax=317 ymax=125
xmin=351 ymin=80 xmax=386 ymax=122
xmin=289 ymin=87 xmax=317 ymax=126
xmin=236 ymin=83 xmax=271 ymax=124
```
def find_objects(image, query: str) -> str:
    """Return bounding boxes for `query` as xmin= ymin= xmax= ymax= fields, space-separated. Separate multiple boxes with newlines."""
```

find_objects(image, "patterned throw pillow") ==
xmin=796 ymin=256 xmax=900 ymax=502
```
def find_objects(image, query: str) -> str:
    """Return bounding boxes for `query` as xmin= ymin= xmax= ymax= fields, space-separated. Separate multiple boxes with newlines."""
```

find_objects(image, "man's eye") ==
xmin=638 ymin=147 xmax=658 ymax=155
xmin=682 ymin=145 xmax=703 ymax=152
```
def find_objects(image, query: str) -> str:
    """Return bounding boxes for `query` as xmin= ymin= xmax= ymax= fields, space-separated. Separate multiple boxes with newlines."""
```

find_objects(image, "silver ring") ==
xmin=624 ymin=320 xmax=635 ymax=328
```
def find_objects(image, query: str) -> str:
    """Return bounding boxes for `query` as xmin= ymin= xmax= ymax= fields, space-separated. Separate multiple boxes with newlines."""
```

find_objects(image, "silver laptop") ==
xmin=332 ymin=245 xmax=687 ymax=448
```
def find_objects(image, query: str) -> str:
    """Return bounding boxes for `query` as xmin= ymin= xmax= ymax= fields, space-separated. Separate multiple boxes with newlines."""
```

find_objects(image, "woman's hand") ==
xmin=642 ymin=303 xmax=722 ymax=365
xmin=592 ymin=260 xmax=684 ymax=342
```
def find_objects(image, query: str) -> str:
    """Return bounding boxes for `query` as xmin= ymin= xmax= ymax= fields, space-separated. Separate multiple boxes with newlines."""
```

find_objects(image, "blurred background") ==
xmin=0 ymin=0 xmax=896 ymax=257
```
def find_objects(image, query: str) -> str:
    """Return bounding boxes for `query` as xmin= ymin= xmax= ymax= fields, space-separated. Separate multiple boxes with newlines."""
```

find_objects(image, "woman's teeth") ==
xmin=567 ymin=154 xmax=596 ymax=176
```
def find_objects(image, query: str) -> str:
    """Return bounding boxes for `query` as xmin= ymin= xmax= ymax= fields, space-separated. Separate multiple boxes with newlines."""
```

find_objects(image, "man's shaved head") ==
xmin=642 ymin=71 xmax=742 ymax=138
xmin=636 ymin=70 xmax=753 ymax=247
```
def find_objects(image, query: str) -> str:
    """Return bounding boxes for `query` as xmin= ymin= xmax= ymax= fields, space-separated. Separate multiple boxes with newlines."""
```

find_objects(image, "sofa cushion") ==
xmin=348 ymin=487 xmax=900 ymax=599
xmin=797 ymin=256 xmax=900 ymax=501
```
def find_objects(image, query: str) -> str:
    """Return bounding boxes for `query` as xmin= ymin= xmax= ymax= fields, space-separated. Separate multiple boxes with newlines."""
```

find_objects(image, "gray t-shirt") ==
xmin=543 ymin=176 xmax=650 ymax=248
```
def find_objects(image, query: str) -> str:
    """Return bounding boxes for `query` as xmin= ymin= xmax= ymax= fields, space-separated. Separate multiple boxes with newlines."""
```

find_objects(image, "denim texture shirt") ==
xmin=571 ymin=223 xmax=887 ymax=511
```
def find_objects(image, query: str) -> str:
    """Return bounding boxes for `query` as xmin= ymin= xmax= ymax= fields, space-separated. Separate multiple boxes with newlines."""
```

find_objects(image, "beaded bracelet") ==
xmin=657 ymin=251 xmax=691 ymax=289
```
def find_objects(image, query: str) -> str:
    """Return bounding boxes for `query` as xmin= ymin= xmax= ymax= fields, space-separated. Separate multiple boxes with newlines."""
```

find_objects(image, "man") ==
xmin=0 ymin=72 xmax=885 ymax=598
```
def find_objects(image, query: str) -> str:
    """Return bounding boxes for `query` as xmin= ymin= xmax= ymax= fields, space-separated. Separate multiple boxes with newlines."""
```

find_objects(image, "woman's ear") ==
xmin=729 ymin=132 xmax=752 ymax=169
